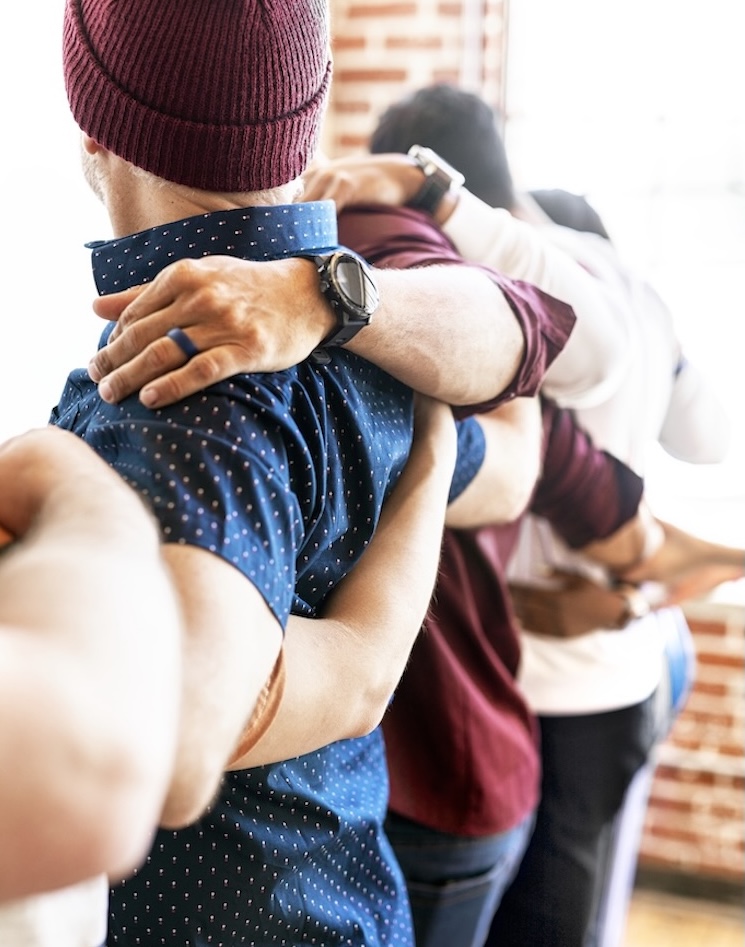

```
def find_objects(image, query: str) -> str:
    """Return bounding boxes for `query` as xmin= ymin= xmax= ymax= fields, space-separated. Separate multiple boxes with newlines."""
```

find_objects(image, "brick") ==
xmin=719 ymin=743 xmax=745 ymax=758
xmin=692 ymin=680 xmax=729 ymax=697
xmin=432 ymin=68 xmax=462 ymax=83
xmin=687 ymin=618 xmax=731 ymax=636
xmin=438 ymin=2 xmax=465 ymax=14
xmin=384 ymin=36 xmax=444 ymax=49
xmin=332 ymin=100 xmax=374 ymax=114
xmin=347 ymin=2 xmax=418 ymax=17
xmin=333 ymin=36 xmax=367 ymax=50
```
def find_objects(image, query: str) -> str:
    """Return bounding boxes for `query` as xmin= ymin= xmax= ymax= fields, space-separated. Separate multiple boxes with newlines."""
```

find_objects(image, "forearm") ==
xmin=619 ymin=520 xmax=745 ymax=599
xmin=158 ymin=543 xmax=283 ymax=826
xmin=346 ymin=264 xmax=525 ymax=406
xmin=228 ymin=407 xmax=457 ymax=768
xmin=446 ymin=397 xmax=542 ymax=528
xmin=443 ymin=190 xmax=630 ymax=408
xmin=0 ymin=511 xmax=182 ymax=897
xmin=580 ymin=500 xmax=664 ymax=571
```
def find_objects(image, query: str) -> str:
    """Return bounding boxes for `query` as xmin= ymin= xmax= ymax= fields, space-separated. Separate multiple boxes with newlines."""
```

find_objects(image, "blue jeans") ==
xmin=384 ymin=811 xmax=535 ymax=947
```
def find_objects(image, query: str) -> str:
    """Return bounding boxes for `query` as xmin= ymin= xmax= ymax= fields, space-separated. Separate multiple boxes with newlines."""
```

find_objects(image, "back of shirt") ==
xmin=509 ymin=225 xmax=730 ymax=714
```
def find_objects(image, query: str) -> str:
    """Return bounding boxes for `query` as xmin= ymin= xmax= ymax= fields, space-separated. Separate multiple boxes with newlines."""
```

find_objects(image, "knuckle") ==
xmin=190 ymin=352 xmax=224 ymax=385
xmin=91 ymin=349 xmax=113 ymax=375
xmin=147 ymin=337 xmax=181 ymax=371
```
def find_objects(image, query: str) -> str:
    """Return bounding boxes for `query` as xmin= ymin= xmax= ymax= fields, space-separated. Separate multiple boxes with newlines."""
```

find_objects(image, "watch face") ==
xmin=332 ymin=253 xmax=380 ymax=319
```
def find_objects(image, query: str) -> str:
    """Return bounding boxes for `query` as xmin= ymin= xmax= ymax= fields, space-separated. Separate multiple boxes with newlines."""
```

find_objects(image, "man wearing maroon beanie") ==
xmin=50 ymin=0 xmax=575 ymax=943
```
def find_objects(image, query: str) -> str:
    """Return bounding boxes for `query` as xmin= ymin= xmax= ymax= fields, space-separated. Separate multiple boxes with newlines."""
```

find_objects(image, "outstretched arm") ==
xmin=226 ymin=395 xmax=457 ymax=768
xmin=0 ymin=428 xmax=182 ymax=898
xmin=617 ymin=518 xmax=744 ymax=603
xmin=87 ymin=158 xmax=578 ymax=412
xmin=87 ymin=253 xmax=530 ymax=410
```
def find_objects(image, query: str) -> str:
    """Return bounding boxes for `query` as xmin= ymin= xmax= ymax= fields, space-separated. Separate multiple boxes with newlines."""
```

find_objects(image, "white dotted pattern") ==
xmin=51 ymin=204 xmax=483 ymax=946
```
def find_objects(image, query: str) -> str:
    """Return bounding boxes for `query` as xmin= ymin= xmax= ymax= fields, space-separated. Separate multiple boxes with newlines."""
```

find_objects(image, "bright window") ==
xmin=505 ymin=0 xmax=745 ymax=552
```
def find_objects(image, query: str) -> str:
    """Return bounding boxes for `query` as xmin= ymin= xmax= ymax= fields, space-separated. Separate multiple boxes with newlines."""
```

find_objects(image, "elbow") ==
xmin=500 ymin=471 xmax=539 ymax=524
xmin=345 ymin=672 xmax=405 ymax=740
xmin=158 ymin=751 xmax=224 ymax=830
xmin=347 ymin=703 xmax=389 ymax=740
xmin=543 ymin=317 xmax=630 ymax=409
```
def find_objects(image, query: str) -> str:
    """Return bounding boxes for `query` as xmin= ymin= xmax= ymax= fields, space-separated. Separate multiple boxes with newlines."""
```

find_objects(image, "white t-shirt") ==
xmin=0 ymin=876 xmax=108 ymax=947
xmin=444 ymin=196 xmax=730 ymax=714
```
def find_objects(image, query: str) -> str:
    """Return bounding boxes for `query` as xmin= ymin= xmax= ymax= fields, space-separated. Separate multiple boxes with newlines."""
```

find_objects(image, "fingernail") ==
xmin=88 ymin=360 xmax=102 ymax=382
xmin=140 ymin=386 xmax=158 ymax=408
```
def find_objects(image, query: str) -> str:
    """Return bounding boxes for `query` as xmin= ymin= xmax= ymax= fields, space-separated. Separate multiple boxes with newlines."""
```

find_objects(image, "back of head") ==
xmin=529 ymin=188 xmax=612 ymax=241
xmin=369 ymin=83 xmax=516 ymax=210
xmin=63 ymin=0 xmax=332 ymax=193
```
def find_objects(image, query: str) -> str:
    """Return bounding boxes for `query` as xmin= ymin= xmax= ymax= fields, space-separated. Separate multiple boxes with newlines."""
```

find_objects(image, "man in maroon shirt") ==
xmin=382 ymin=396 xmax=645 ymax=947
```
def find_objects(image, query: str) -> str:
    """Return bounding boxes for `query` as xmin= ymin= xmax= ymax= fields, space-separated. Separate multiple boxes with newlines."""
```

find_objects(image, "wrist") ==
xmin=433 ymin=186 xmax=460 ymax=226
xmin=611 ymin=583 xmax=652 ymax=629
xmin=292 ymin=257 xmax=336 ymax=343
xmin=407 ymin=145 xmax=465 ymax=219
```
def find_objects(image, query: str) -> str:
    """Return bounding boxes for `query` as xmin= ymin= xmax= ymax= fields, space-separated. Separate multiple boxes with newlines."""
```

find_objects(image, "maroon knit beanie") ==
xmin=63 ymin=0 xmax=332 ymax=192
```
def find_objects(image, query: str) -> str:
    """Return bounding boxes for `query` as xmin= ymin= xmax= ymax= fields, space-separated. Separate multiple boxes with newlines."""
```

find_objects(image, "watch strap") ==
xmin=302 ymin=250 xmax=379 ymax=361
xmin=408 ymin=145 xmax=465 ymax=216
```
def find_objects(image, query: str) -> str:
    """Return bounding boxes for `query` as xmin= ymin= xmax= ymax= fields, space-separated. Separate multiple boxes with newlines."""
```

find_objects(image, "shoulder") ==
xmin=338 ymin=204 xmax=460 ymax=268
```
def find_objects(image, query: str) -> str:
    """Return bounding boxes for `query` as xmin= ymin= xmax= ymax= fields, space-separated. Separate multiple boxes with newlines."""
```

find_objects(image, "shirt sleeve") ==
xmin=449 ymin=417 xmax=486 ymax=503
xmin=338 ymin=204 xmax=576 ymax=415
xmin=52 ymin=372 xmax=305 ymax=628
xmin=530 ymin=397 xmax=644 ymax=549
xmin=659 ymin=356 xmax=731 ymax=463
xmin=443 ymin=191 xmax=632 ymax=409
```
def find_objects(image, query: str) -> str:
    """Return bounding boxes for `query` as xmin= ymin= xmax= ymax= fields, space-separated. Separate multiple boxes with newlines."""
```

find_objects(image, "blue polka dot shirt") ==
xmin=50 ymin=203 xmax=485 ymax=946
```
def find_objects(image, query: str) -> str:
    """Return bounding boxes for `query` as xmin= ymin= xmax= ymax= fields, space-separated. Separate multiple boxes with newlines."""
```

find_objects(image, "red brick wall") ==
xmin=324 ymin=0 xmax=509 ymax=157
xmin=639 ymin=598 xmax=745 ymax=883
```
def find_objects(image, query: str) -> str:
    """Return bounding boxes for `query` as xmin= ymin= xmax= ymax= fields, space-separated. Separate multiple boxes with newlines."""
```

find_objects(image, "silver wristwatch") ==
xmin=408 ymin=145 xmax=465 ymax=215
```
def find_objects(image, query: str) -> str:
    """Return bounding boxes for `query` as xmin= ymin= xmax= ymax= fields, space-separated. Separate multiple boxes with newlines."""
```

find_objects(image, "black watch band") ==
xmin=303 ymin=250 xmax=380 ymax=362
xmin=408 ymin=145 xmax=465 ymax=216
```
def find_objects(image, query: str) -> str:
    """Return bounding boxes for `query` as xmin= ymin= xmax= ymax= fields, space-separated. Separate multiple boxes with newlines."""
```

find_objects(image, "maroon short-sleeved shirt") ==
xmin=383 ymin=399 xmax=644 ymax=837
xmin=339 ymin=205 xmax=576 ymax=413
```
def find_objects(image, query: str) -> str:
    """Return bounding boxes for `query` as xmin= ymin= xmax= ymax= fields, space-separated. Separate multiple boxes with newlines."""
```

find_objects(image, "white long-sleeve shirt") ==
xmin=444 ymin=190 xmax=730 ymax=713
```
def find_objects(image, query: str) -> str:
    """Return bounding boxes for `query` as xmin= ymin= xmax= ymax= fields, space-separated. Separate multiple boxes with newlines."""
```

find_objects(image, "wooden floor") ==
xmin=623 ymin=889 xmax=744 ymax=947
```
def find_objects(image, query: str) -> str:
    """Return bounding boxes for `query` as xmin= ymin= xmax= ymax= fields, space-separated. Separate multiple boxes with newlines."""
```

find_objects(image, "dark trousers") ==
xmin=385 ymin=810 xmax=534 ymax=947
xmin=485 ymin=694 xmax=657 ymax=947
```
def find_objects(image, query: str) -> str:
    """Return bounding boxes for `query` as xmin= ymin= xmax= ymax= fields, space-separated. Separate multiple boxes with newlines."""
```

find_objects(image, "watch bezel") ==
xmin=408 ymin=145 xmax=465 ymax=215
xmin=308 ymin=250 xmax=380 ymax=357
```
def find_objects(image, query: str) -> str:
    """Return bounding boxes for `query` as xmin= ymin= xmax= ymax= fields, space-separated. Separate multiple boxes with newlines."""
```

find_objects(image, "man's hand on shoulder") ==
xmin=88 ymin=256 xmax=334 ymax=407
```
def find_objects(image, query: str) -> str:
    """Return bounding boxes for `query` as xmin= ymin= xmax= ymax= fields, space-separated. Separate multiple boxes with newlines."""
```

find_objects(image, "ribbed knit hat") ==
xmin=63 ymin=0 xmax=332 ymax=192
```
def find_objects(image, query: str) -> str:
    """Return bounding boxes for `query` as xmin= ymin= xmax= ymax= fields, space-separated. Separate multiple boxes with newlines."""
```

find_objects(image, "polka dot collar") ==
xmin=86 ymin=201 xmax=339 ymax=296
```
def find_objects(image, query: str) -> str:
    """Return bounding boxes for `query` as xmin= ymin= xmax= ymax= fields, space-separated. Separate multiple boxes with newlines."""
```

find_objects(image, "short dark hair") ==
xmin=369 ymin=83 xmax=516 ymax=210
xmin=529 ymin=188 xmax=612 ymax=241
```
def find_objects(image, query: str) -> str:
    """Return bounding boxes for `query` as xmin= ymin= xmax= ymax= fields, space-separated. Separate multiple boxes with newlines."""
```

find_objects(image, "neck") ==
xmin=104 ymin=158 xmax=302 ymax=237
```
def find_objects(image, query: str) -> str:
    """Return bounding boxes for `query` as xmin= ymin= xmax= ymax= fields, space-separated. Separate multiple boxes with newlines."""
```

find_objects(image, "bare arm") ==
xmin=88 ymin=252 xmax=525 ymax=410
xmin=0 ymin=428 xmax=182 ymax=898
xmin=157 ymin=543 xmax=283 ymax=827
xmin=618 ymin=519 xmax=744 ymax=603
xmin=509 ymin=509 xmax=744 ymax=638
xmin=226 ymin=395 xmax=458 ymax=768
xmin=445 ymin=397 xmax=543 ymax=529
xmin=305 ymin=153 xmax=630 ymax=409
